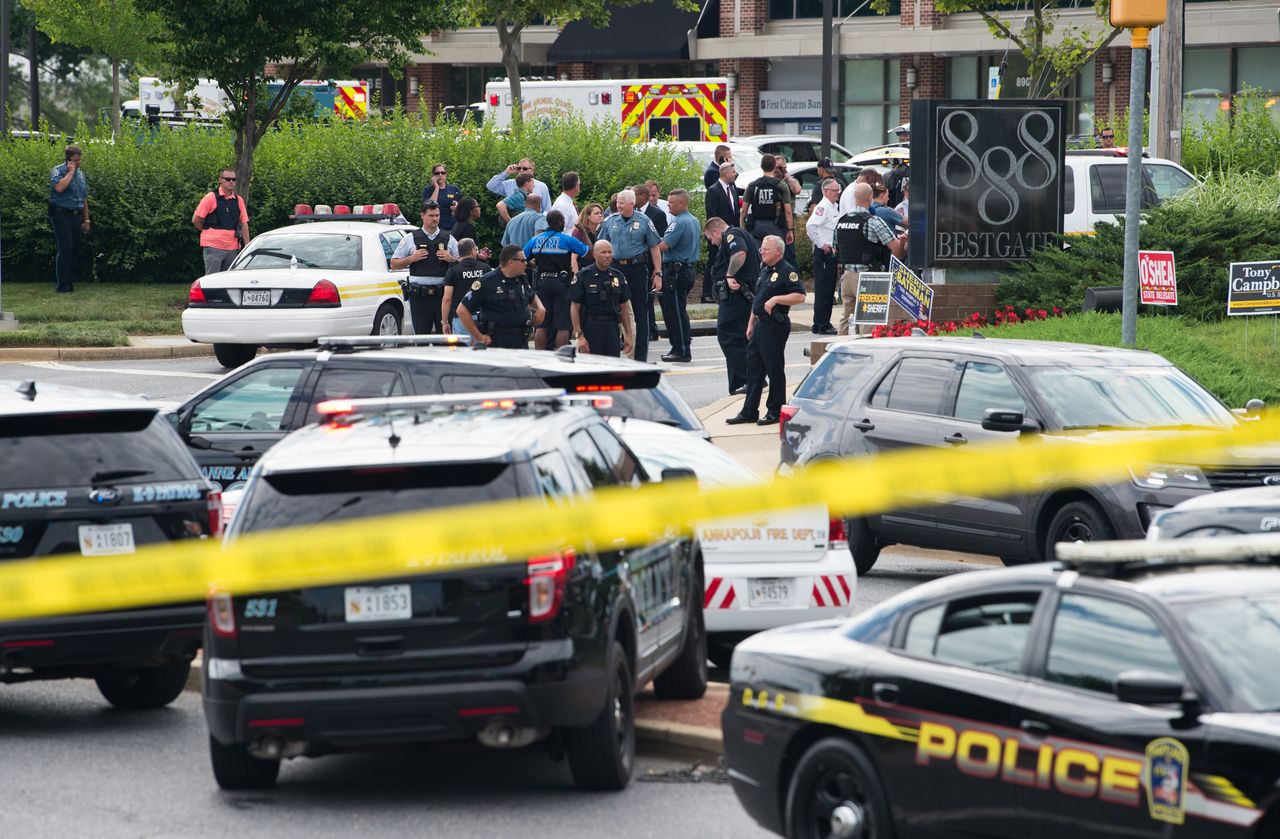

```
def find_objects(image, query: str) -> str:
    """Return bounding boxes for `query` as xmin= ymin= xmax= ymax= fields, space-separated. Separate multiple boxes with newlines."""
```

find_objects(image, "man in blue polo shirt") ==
xmin=525 ymin=210 xmax=589 ymax=350
xmin=48 ymin=143 xmax=90 ymax=294
xmin=657 ymin=189 xmax=699 ymax=363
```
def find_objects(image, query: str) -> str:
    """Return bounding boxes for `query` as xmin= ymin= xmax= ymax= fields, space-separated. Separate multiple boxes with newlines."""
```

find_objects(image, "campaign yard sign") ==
xmin=1139 ymin=251 xmax=1177 ymax=306
xmin=889 ymin=256 xmax=933 ymax=322
xmin=853 ymin=273 xmax=892 ymax=326
xmin=1228 ymin=260 xmax=1280 ymax=316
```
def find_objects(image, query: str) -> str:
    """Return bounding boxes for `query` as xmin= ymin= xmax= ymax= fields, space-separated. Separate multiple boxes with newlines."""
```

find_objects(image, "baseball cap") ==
xmin=818 ymin=156 xmax=835 ymax=170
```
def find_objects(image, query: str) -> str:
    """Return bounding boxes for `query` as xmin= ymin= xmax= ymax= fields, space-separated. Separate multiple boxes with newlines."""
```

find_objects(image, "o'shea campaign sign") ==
xmin=1139 ymin=251 xmax=1177 ymax=306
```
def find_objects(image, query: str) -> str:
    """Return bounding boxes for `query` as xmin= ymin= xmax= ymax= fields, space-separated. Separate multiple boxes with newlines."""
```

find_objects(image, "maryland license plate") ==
xmin=78 ymin=523 xmax=135 ymax=556
xmin=242 ymin=289 xmax=271 ymax=306
xmin=344 ymin=585 xmax=412 ymax=623
xmin=748 ymin=578 xmax=792 ymax=607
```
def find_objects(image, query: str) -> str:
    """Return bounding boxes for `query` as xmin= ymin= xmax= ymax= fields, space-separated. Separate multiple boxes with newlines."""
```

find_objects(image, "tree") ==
xmin=462 ymin=0 xmax=697 ymax=127
xmin=135 ymin=0 xmax=460 ymax=199
xmin=23 ymin=0 xmax=166 ymax=135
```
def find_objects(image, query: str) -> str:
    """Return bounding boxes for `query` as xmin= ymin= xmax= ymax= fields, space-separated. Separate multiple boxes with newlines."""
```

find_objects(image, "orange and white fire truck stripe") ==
xmin=619 ymin=82 xmax=728 ymax=143
xmin=810 ymin=575 xmax=853 ymax=608
xmin=704 ymin=577 xmax=738 ymax=609
xmin=335 ymin=85 xmax=368 ymax=120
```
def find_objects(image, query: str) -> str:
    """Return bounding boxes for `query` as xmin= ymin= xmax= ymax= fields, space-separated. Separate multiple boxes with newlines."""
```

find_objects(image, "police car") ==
xmin=1148 ymin=486 xmax=1280 ymax=540
xmin=724 ymin=535 xmax=1280 ymax=838
xmin=203 ymin=390 xmax=706 ymax=790
xmin=182 ymin=220 xmax=417 ymax=368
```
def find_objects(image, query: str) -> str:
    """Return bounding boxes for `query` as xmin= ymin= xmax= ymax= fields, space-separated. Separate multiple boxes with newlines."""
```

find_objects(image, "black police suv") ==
xmin=724 ymin=537 xmax=1280 ymax=838
xmin=782 ymin=337 xmax=1279 ymax=573
xmin=0 ymin=380 xmax=219 ymax=708
xmin=1148 ymin=486 xmax=1280 ymax=540
xmin=203 ymin=390 xmax=707 ymax=791
xmin=170 ymin=336 xmax=706 ymax=492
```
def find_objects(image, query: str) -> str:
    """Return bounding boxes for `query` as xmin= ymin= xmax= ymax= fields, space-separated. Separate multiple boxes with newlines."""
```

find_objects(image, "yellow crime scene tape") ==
xmin=3 ymin=417 xmax=1280 ymax=623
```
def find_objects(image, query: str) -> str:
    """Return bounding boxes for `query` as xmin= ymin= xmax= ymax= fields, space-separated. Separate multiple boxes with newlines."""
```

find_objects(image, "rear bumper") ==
xmin=0 ymin=604 xmax=204 ymax=678
xmin=182 ymin=305 xmax=373 ymax=344
xmin=703 ymin=550 xmax=856 ymax=635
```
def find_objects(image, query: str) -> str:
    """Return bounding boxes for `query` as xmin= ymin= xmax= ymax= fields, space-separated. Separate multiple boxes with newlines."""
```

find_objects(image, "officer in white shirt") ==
xmin=552 ymin=171 xmax=581 ymax=233
xmin=805 ymin=178 xmax=841 ymax=334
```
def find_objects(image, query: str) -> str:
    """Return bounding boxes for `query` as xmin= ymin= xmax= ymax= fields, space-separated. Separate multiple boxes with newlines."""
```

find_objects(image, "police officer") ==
xmin=656 ymin=189 xmax=699 ymax=363
xmin=726 ymin=235 xmax=806 ymax=426
xmin=740 ymin=153 xmax=794 ymax=248
xmin=703 ymin=217 xmax=760 ymax=395
xmin=597 ymin=188 xmax=661 ymax=362
xmin=835 ymin=182 xmax=903 ymax=335
xmin=48 ymin=143 xmax=90 ymax=293
xmin=441 ymin=238 xmax=490 ymax=340
xmin=458 ymin=245 xmax=546 ymax=349
xmin=804 ymin=177 xmax=841 ymax=335
xmin=390 ymin=200 xmax=459 ymax=334
xmin=570 ymin=240 xmax=634 ymax=358
xmin=525 ymin=209 xmax=589 ymax=350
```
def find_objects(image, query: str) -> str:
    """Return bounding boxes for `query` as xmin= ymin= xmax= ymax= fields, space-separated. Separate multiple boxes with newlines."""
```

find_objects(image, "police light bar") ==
xmin=561 ymin=394 xmax=614 ymax=410
xmin=1056 ymin=533 xmax=1280 ymax=575
xmin=315 ymin=389 xmax=568 ymax=421
xmin=318 ymin=335 xmax=472 ymax=352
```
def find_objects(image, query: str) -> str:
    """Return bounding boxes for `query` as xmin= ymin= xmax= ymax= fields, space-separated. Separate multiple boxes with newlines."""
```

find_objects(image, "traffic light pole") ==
xmin=1121 ymin=29 xmax=1150 ymax=348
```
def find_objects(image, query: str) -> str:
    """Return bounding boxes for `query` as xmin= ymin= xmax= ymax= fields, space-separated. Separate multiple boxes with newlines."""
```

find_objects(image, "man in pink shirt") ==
xmin=192 ymin=168 xmax=250 ymax=274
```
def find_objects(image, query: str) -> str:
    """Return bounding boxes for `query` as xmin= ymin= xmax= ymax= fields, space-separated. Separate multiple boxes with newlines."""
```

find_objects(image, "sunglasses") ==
xmin=221 ymin=176 xmax=237 ymax=182
xmin=1101 ymin=133 xmax=1114 ymax=139
xmin=509 ymin=256 xmax=528 ymax=263
xmin=518 ymin=166 xmax=533 ymax=171
xmin=432 ymin=170 xmax=446 ymax=175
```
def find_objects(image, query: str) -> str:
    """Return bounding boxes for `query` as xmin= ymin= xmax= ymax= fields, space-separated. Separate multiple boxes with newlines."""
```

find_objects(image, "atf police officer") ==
xmin=525 ymin=209 xmax=589 ymax=350
xmin=598 ymin=188 xmax=661 ymax=362
xmin=657 ymin=189 xmax=699 ymax=363
xmin=703 ymin=217 xmax=760 ymax=396
xmin=570 ymin=240 xmax=634 ymax=358
xmin=726 ymin=235 xmax=806 ymax=426
xmin=740 ymin=154 xmax=793 ymax=248
xmin=390 ymin=200 xmax=458 ymax=334
xmin=458 ymin=245 xmax=546 ymax=349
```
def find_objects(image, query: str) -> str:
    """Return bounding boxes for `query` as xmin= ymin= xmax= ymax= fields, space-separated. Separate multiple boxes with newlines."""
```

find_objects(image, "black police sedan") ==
xmin=724 ymin=536 xmax=1280 ymax=838
xmin=0 ymin=380 xmax=219 ymax=708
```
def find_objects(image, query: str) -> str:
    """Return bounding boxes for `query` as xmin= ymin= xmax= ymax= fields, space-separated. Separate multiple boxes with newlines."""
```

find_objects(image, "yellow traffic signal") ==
xmin=1109 ymin=0 xmax=1167 ymax=29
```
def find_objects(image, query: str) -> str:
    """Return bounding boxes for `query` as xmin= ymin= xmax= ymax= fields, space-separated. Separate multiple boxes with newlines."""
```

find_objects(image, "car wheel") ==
xmin=1044 ymin=500 xmax=1115 ymax=561
xmin=213 ymin=343 xmax=258 ymax=368
xmin=846 ymin=517 xmax=881 ymax=576
xmin=566 ymin=641 xmax=634 ymax=791
xmin=209 ymin=735 xmax=280 ymax=790
xmin=785 ymin=737 xmax=893 ymax=839
xmin=372 ymin=302 xmax=402 ymax=336
xmin=653 ymin=599 xmax=708 ymax=700
xmin=94 ymin=663 xmax=190 ymax=710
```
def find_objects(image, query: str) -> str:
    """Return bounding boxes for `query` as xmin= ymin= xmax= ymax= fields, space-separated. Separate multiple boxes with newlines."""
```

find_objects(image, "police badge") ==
xmin=1145 ymin=737 xmax=1189 ymax=825
xmin=790 ymin=271 xmax=799 ymax=282
xmin=612 ymin=278 xmax=619 ymax=287
xmin=471 ymin=281 xmax=482 ymax=291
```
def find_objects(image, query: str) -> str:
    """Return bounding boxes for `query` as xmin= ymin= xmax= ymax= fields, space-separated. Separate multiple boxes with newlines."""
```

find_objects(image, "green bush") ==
xmin=1183 ymin=88 xmax=1280 ymax=177
xmin=0 ymin=113 xmax=699 ymax=284
xmin=996 ymin=174 xmax=1280 ymax=321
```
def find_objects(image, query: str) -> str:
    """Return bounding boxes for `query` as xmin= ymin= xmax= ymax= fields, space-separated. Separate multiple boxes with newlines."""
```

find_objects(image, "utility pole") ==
xmin=1155 ymin=0 xmax=1184 ymax=162
xmin=820 ymin=0 xmax=833 ymax=161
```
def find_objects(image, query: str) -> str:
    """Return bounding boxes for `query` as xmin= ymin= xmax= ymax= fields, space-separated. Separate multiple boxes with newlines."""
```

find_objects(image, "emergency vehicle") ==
xmin=484 ymin=77 xmax=730 ymax=142
xmin=122 ymin=78 xmax=370 ymax=121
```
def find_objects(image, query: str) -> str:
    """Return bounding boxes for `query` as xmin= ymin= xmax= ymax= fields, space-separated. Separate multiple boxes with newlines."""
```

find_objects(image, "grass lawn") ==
xmin=950 ymin=312 xmax=1280 ymax=407
xmin=0 ymin=283 xmax=186 ymax=347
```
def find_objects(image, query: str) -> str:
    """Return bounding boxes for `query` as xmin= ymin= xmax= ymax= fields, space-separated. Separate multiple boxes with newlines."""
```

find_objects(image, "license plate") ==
xmin=78 ymin=523 xmax=135 ymax=556
xmin=242 ymin=289 xmax=271 ymax=306
xmin=748 ymin=578 xmax=792 ymax=608
xmin=344 ymin=585 xmax=412 ymax=623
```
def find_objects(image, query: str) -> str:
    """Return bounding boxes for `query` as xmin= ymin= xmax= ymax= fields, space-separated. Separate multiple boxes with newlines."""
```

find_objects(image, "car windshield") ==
xmin=1027 ymin=366 xmax=1236 ymax=430
xmin=1174 ymin=593 xmax=1280 ymax=712
xmin=603 ymin=380 xmax=703 ymax=432
xmin=234 ymin=233 xmax=362 ymax=271
xmin=623 ymin=432 xmax=758 ymax=487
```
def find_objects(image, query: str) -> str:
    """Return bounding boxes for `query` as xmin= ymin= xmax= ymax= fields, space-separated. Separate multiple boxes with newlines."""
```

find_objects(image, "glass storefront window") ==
xmin=840 ymin=104 xmax=889 ymax=150
xmin=949 ymin=56 xmax=980 ymax=99
xmin=1237 ymin=46 xmax=1280 ymax=93
xmin=843 ymin=59 xmax=884 ymax=92
xmin=1184 ymin=49 xmax=1230 ymax=95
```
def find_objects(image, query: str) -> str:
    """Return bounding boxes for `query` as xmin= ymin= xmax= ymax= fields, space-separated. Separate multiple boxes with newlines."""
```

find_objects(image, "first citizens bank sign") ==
xmin=909 ymin=99 xmax=1066 ymax=269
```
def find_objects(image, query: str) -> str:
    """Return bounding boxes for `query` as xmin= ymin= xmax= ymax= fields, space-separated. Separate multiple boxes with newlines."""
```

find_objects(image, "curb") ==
xmin=636 ymin=719 xmax=725 ymax=760
xmin=0 ymin=343 xmax=214 ymax=363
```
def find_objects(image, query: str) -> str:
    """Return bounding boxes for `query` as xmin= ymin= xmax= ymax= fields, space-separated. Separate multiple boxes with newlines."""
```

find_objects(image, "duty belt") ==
xmin=615 ymin=257 xmax=646 ymax=266
xmin=409 ymin=277 xmax=446 ymax=286
xmin=586 ymin=314 xmax=620 ymax=322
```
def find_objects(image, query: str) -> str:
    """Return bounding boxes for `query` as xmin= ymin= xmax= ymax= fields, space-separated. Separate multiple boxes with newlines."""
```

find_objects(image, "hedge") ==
xmin=0 ymin=114 xmax=700 ymax=285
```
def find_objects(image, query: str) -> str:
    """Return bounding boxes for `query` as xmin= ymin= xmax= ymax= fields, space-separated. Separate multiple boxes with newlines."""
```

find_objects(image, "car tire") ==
xmin=209 ymin=735 xmax=281 ymax=790
xmin=565 ymin=641 xmax=634 ymax=791
xmin=653 ymin=599 xmax=708 ymax=700
xmin=372 ymin=302 xmax=402 ymax=336
xmin=1044 ymin=500 xmax=1115 ymax=561
xmin=846 ymin=517 xmax=881 ymax=576
xmin=785 ymin=737 xmax=893 ymax=839
xmin=213 ymin=343 xmax=258 ymax=368
xmin=94 ymin=662 xmax=191 ymax=710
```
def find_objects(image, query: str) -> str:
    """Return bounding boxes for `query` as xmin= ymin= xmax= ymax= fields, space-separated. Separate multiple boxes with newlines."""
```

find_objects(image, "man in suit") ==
xmin=702 ymin=161 xmax=739 ymax=303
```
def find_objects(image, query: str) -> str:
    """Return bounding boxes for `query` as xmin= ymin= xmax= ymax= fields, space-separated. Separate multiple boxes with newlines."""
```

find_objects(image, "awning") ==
xmin=547 ymin=0 xmax=716 ymax=64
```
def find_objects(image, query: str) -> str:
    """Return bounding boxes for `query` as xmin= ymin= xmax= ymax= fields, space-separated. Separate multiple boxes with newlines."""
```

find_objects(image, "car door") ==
xmin=298 ymin=363 xmax=409 ymax=426
xmin=1014 ymin=588 xmax=1211 ymax=837
xmin=933 ymin=359 xmax=1037 ymax=557
xmin=182 ymin=362 xmax=310 ymax=490
xmin=865 ymin=588 xmax=1046 ymax=837
xmin=845 ymin=355 xmax=957 ymax=542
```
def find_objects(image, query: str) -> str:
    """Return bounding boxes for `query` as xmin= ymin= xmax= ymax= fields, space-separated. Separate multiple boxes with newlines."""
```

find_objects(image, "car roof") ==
xmin=257 ymin=221 xmax=417 ymax=237
xmin=0 ymin=379 xmax=159 ymax=417
xmin=827 ymin=336 xmax=1170 ymax=367
xmin=257 ymin=343 xmax=660 ymax=375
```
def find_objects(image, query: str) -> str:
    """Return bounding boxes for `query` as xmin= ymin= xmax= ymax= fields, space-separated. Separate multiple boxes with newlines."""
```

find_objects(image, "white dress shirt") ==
xmin=551 ymin=192 xmax=579 ymax=232
xmin=805 ymin=197 xmax=839 ymax=250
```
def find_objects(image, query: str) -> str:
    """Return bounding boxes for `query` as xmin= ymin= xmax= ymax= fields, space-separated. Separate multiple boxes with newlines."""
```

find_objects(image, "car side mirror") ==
xmin=1115 ymin=670 xmax=1197 ymax=715
xmin=661 ymin=467 xmax=697 ymax=483
xmin=1246 ymin=398 xmax=1266 ymax=417
xmin=981 ymin=408 xmax=1040 ymax=434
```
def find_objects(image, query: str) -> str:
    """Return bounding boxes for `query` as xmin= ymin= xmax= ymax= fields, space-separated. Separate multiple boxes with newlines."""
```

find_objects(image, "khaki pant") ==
xmin=838 ymin=269 xmax=860 ymax=335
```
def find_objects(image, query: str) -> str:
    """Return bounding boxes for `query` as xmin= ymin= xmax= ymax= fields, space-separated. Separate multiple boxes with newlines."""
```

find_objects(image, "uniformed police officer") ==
xmin=703 ymin=217 xmax=760 ymax=396
xmin=390 ymin=200 xmax=459 ymax=334
xmin=570 ymin=240 xmax=634 ymax=358
xmin=657 ymin=189 xmax=699 ymax=363
xmin=441 ymin=238 xmax=490 ymax=341
xmin=458 ymin=245 xmax=546 ymax=349
xmin=740 ymin=154 xmax=794 ymax=248
xmin=525 ymin=209 xmax=589 ymax=350
xmin=726 ymin=235 xmax=807 ymax=426
xmin=597 ymin=188 xmax=662 ymax=362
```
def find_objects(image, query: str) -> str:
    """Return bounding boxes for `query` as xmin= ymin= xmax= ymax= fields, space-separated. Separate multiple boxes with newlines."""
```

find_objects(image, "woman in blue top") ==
xmin=48 ymin=143 xmax=90 ymax=294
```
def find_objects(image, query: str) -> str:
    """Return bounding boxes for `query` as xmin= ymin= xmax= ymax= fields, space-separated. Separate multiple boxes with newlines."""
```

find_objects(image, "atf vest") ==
xmin=204 ymin=192 xmax=241 ymax=231
xmin=747 ymin=176 xmax=783 ymax=222
xmin=410 ymin=229 xmax=451 ymax=278
xmin=834 ymin=210 xmax=891 ymax=269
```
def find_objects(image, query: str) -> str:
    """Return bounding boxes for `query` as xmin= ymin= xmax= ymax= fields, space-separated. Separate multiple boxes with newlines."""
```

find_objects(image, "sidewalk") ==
xmin=0 ymin=335 xmax=213 ymax=363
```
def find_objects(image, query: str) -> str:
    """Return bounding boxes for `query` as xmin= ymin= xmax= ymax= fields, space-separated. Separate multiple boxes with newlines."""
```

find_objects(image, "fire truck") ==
xmin=123 ymin=78 xmax=370 ymax=121
xmin=484 ymin=77 xmax=730 ymax=142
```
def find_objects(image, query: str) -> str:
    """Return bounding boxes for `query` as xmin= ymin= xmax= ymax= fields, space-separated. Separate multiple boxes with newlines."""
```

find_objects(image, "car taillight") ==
xmin=489 ymin=94 xmax=500 ymax=107
xmin=526 ymin=550 xmax=576 ymax=623
xmin=829 ymin=515 xmax=848 ymax=551
xmin=779 ymin=404 xmax=799 ymax=439
xmin=306 ymin=280 xmax=341 ymax=306
xmin=208 ymin=592 xmax=236 ymax=638
xmin=207 ymin=490 xmax=223 ymax=537
xmin=189 ymin=280 xmax=207 ymax=306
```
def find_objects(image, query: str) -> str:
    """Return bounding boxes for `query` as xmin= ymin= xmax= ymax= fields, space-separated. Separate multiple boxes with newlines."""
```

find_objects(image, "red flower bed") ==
xmin=870 ymin=305 xmax=1064 ymax=338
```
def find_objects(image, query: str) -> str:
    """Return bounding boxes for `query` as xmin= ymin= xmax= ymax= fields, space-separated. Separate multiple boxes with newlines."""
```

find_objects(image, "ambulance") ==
xmin=484 ymin=77 xmax=730 ymax=142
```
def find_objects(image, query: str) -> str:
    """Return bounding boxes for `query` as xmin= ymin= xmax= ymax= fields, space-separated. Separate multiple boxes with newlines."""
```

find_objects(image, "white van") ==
xmin=1063 ymin=153 xmax=1196 ymax=234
